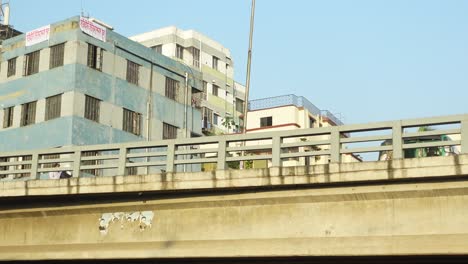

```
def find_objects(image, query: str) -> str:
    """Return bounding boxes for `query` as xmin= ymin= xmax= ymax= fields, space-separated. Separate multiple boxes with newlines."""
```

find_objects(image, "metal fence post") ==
xmin=461 ymin=118 xmax=468 ymax=154
xmin=72 ymin=150 xmax=81 ymax=178
xmin=392 ymin=121 xmax=403 ymax=159
xmin=217 ymin=139 xmax=227 ymax=171
xmin=271 ymin=136 xmax=281 ymax=167
xmin=166 ymin=143 xmax=175 ymax=173
xmin=117 ymin=147 xmax=127 ymax=176
xmin=30 ymin=153 xmax=39 ymax=180
xmin=330 ymin=127 xmax=341 ymax=163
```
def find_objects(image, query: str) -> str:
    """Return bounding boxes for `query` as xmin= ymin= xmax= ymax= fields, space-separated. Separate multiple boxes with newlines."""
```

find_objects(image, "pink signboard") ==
xmin=25 ymin=25 xmax=51 ymax=46
xmin=80 ymin=17 xmax=106 ymax=42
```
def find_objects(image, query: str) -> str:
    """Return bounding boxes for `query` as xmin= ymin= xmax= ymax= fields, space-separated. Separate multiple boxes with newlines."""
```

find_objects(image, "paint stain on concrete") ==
xmin=98 ymin=211 xmax=154 ymax=235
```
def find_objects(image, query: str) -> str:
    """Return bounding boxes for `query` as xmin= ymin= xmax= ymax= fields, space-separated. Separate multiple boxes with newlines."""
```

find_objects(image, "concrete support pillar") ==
xmin=271 ymin=136 xmax=281 ymax=167
xmin=330 ymin=127 xmax=341 ymax=163
xmin=166 ymin=143 xmax=175 ymax=173
xmin=392 ymin=121 xmax=403 ymax=159
xmin=217 ymin=138 xmax=227 ymax=171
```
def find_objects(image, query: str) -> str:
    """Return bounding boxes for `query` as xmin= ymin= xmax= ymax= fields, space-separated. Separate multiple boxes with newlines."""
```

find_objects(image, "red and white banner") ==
xmin=80 ymin=17 xmax=106 ymax=42
xmin=25 ymin=25 xmax=51 ymax=46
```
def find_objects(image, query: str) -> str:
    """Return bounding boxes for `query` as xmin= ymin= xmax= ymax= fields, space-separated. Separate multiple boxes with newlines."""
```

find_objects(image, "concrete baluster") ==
xmin=392 ymin=121 xmax=403 ymax=159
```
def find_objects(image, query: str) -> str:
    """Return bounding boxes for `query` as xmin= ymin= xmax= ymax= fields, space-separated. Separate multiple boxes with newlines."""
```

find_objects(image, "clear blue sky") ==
xmin=9 ymin=0 xmax=468 ymax=124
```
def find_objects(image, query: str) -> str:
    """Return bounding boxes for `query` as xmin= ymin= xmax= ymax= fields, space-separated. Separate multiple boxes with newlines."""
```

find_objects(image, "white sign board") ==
xmin=80 ymin=17 xmax=106 ymax=42
xmin=25 ymin=25 xmax=51 ymax=46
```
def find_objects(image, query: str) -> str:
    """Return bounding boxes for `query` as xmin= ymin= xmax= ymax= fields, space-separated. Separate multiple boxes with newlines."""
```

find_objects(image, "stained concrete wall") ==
xmin=1 ymin=155 xmax=468 ymax=260
xmin=0 ymin=16 xmax=203 ymax=152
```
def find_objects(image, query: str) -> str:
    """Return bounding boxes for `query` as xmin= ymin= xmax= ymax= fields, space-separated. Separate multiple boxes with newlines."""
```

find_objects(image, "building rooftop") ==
xmin=249 ymin=94 xmax=343 ymax=125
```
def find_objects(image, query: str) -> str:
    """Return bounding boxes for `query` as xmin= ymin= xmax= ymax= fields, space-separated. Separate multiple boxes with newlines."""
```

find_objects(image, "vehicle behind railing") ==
xmin=0 ymin=114 xmax=466 ymax=181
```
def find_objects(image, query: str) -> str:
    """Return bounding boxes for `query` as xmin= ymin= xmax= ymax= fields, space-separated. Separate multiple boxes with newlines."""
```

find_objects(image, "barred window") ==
xmin=213 ymin=113 xmax=220 ymax=125
xmin=21 ymin=101 xmax=36 ymax=126
xmin=212 ymin=56 xmax=219 ymax=70
xmin=176 ymin=44 xmax=184 ymax=60
xmin=192 ymin=47 xmax=200 ymax=68
xmin=236 ymin=98 xmax=244 ymax=113
xmin=49 ymin=43 xmax=65 ymax=69
xmin=7 ymin=57 xmax=16 ymax=77
xmin=260 ymin=116 xmax=273 ymax=127
xmin=84 ymin=95 xmax=100 ymax=122
xmin=45 ymin=94 xmax=62 ymax=121
xmin=23 ymin=50 xmax=40 ymax=76
xmin=163 ymin=123 xmax=178 ymax=140
xmin=202 ymin=107 xmax=213 ymax=125
xmin=126 ymin=60 xmax=139 ymax=85
xmin=152 ymin=44 xmax=162 ymax=54
xmin=165 ymin=77 xmax=179 ymax=101
xmin=123 ymin=108 xmax=141 ymax=136
xmin=212 ymin=84 xmax=219 ymax=97
xmin=202 ymin=81 xmax=208 ymax=100
xmin=87 ymin=43 xmax=103 ymax=71
xmin=3 ymin=106 xmax=14 ymax=128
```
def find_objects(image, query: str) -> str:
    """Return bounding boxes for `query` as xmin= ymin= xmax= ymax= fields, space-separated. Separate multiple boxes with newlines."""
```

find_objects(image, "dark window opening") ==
xmin=49 ymin=43 xmax=65 ymax=69
xmin=176 ymin=44 xmax=184 ymax=60
xmin=20 ymin=101 xmax=36 ymax=126
xmin=126 ymin=60 xmax=140 ymax=85
xmin=87 ymin=43 xmax=103 ymax=71
xmin=163 ymin=123 xmax=178 ymax=140
xmin=260 ymin=116 xmax=272 ymax=127
xmin=23 ymin=50 xmax=40 ymax=76
xmin=7 ymin=57 xmax=16 ymax=77
xmin=84 ymin=95 xmax=101 ymax=122
xmin=45 ymin=94 xmax=62 ymax=121
xmin=3 ymin=106 xmax=14 ymax=128
xmin=123 ymin=108 xmax=142 ymax=136
xmin=165 ymin=77 xmax=179 ymax=101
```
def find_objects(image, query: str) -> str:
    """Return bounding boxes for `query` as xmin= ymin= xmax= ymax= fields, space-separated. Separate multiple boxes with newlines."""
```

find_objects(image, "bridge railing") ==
xmin=0 ymin=114 xmax=466 ymax=180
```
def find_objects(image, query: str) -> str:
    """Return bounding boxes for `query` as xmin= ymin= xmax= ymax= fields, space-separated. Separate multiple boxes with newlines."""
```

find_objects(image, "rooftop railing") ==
xmin=0 ymin=114 xmax=466 ymax=181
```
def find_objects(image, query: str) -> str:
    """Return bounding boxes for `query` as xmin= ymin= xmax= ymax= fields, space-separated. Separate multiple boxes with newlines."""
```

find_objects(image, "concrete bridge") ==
xmin=1 ymin=114 xmax=468 ymax=263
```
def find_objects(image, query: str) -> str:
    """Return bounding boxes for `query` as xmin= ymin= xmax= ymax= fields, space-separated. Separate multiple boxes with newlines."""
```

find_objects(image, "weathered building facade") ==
xmin=0 ymin=16 xmax=203 ymax=152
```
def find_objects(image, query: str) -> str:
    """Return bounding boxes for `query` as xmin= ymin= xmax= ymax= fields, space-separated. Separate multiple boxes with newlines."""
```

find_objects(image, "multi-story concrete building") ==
xmin=245 ymin=94 xmax=359 ymax=167
xmin=0 ymin=16 xmax=203 ymax=153
xmin=130 ymin=26 xmax=246 ymax=135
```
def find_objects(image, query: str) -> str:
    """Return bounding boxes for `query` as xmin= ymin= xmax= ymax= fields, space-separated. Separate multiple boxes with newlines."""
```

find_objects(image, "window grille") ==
xmin=152 ymin=45 xmax=162 ymax=54
xmin=202 ymin=107 xmax=213 ymax=125
xmin=236 ymin=98 xmax=244 ymax=113
xmin=20 ymin=101 xmax=36 ymax=126
xmin=212 ymin=56 xmax=219 ymax=70
xmin=126 ymin=60 xmax=140 ymax=85
xmin=49 ymin=43 xmax=65 ymax=69
xmin=260 ymin=116 xmax=273 ymax=127
xmin=123 ymin=108 xmax=141 ymax=136
xmin=165 ymin=77 xmax=179 ymax=101
xmin=3 ymin=106 xmax=14 ymax=128
xmin=192 ymin=47 xmax=200 ymax=68
xmin=202 ymin=81 xmax=208 ymax=100
xmin=87 ymin=43 xmax=103 ymax=71
xmin=84 ymin=95 xmax=100 ymax=122
xmin=23 ymin=50 xmax=40 ymax=76
xmin=45 ymin=94 xmax=62 ymax=121
xmin=176 ymin=44 xmax=184 ymax=60
xmin=212 ymin=84 xmax=219 ymax=97
xmin=7 ymin=57 xmax=16 ymax=77
xmin=163 ymin=123 xmax=178 ymax=140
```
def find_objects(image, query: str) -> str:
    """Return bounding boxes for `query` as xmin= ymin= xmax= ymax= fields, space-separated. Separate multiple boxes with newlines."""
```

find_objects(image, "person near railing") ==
xmin=49 ymin=163 xmax=72 ymax=179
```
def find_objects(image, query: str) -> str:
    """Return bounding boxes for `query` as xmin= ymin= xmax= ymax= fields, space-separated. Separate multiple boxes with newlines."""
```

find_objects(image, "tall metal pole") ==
xmin=243 ymin=0 xmax=255 ymax=133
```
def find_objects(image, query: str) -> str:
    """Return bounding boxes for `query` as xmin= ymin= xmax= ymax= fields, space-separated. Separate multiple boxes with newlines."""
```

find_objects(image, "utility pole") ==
xmin=243 ymin=0 xmax=255 ymax=133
